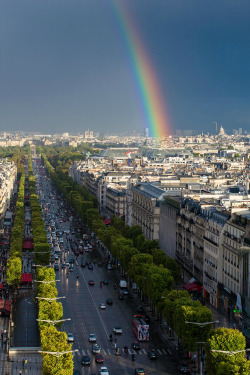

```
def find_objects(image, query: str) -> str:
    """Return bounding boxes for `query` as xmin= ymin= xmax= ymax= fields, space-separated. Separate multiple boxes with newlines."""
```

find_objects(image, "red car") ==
xmin=95 ymin=354 xmax=104 ymax=363
xmin=88 ymin=280 xmax=95 ymax=286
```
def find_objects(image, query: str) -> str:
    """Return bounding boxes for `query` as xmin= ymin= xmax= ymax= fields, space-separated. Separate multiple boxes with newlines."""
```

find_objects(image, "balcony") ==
xmin=204 ymin=236 xmax=218 ymax=247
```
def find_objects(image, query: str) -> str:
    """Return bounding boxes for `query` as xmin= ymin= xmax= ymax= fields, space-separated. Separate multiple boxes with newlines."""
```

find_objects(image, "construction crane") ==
xmin=212 ymin=122 xmax=218 ymax=134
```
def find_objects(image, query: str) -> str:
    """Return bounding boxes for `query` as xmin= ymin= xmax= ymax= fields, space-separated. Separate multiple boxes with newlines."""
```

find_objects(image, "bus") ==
xmin=132 ymin=315 xmax=149 ymax=341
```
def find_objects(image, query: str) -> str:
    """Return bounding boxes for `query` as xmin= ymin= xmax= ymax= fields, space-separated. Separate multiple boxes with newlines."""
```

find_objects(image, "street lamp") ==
xmin=34 ymin=280 xmax=60 ymax=284
xmin=37 ymin=318 xmax=71 ymax=326
xmin=38 ymin=349 xmax=78 ymax=362
xmin=185 ymin=320 xmax=219 ymax=375
xmin=36 ymin=297 xmax=66 ymax=302
xmin=33 ymin=264 xmax=51 ymax=268
xmin=211 ymin=348 xmax=250 ymax=357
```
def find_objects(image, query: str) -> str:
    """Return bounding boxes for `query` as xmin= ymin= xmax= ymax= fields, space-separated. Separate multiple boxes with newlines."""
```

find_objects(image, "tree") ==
xmin=217 ymin=359 xmax=250 ymax=375
xmin=38 ymin=300 xmax=63 ymax=329
xmin=40 ymin=326 xmax=73 ymax=375
xmin=205 ymin=328 xmax=246 ymax=375
xmin=6 ymin=257 xmax=22 ymax=288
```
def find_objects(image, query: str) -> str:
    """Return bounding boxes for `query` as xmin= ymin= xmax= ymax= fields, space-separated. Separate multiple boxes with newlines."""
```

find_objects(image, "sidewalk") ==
xmin=1 ymin=353 xmax=43 ymax=375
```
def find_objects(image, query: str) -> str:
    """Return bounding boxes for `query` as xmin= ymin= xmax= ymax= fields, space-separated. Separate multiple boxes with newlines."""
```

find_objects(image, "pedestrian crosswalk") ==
xmin=73 ymin=348 xmax=169 ymax=357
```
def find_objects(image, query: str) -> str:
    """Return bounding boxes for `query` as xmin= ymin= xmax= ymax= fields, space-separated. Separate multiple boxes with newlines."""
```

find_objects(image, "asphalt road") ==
xmin=34 ymin=158 xmax=177 ymax=375
xmin=12 ymin=294 xmax=40 ymax=347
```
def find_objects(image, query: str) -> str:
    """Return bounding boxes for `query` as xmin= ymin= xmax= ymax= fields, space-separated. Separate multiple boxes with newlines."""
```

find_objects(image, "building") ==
xmin=159 ymin=196 xmax=181 ymax=258
xmin=131 ymin=182 xmax=167 ymax=240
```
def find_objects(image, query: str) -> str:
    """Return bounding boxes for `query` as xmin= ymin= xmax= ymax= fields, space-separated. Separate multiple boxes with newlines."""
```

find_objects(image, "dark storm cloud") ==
xmin=0 ymin=0 xmax=250 ymax=134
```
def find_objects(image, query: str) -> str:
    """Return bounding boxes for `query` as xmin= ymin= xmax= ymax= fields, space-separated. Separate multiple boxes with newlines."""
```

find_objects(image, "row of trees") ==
xmin=42 ymin=153 xmax=250 ymax=374
xmin=42 ymin=154 xmax=98 ymax=220
xmin=36 ymin=267 xmax=73 ymax=374
xmin=29 ymin=155 xmax=50 ymax=266
xmin=29 ymin=157 xmax=74 ymax=375
xmin=6 ymin=173 xmax=25 ymax=289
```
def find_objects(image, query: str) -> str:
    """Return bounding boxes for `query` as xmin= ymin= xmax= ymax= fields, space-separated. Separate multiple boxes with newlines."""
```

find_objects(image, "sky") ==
xmin=0 ymin=0 xmax=250 ymax=136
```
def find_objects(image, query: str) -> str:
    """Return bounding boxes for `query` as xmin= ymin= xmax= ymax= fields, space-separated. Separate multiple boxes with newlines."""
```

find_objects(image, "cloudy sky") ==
xmin=0 ymin=0 xmax=250 ymax=136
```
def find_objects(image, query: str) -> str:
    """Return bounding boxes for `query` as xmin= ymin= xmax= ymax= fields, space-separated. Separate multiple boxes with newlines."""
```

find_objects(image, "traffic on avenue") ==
xmin=34 ymin=158 xmax=178 ymax=375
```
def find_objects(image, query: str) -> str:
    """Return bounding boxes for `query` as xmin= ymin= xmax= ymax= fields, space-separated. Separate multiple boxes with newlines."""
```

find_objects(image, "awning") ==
xmin=23 ymin=240 xmax=34 ymax=250
xmin=21 ymin=273 xmax=32 ymax=283
xmin=4 ymin=300 xmax=11 ymax=311
xmin=0 ymin=241 xmax=8 ymax=245
xmin=184 ymin=282 xmax=203 ymax=292
xmin=103 ymin=218 xmax=111 ymax=225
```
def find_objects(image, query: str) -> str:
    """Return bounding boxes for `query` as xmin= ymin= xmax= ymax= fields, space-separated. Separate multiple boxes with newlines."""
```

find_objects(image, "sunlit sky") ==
xmin=1 ymin=0 xmax=250 ymax=135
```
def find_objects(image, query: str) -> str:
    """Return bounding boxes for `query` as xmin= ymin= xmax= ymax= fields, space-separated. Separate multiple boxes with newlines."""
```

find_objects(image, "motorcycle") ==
xmin=124 ymin=346 xmax=128 ymax=354
xmin=132 ymin=354 xmax=135 ymax=361
xmin=115 ymin=348 xmax=121 ymax=356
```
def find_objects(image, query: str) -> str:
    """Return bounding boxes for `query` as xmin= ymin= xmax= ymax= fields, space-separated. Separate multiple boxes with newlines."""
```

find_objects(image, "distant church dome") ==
xmin=219 ymin=125 xmax=225 ymax=135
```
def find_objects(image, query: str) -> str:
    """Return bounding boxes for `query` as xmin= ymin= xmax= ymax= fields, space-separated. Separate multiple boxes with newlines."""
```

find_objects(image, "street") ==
xmin=35 ymin=158 xmax=178 ymax=374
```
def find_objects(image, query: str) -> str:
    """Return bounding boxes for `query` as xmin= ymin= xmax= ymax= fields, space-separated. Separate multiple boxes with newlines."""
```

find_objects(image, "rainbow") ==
xmin=106 ymin=0 xmax=172 ymax=138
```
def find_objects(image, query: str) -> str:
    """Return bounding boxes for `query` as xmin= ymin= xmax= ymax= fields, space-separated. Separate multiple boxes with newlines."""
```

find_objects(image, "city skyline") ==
xmin=0 ymin=0 xmax=250 ymax=135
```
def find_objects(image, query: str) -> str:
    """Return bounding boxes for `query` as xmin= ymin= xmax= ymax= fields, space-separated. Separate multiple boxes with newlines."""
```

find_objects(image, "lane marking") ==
xmin=157 ymin=349 xmax=162 ymax=355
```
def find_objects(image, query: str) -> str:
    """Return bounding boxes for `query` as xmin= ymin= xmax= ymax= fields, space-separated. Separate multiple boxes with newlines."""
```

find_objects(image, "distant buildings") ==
xmin=0 ymin=160 xmax=17 ymax=219
xmin=69 ymin=140 xmax=250 ymax=318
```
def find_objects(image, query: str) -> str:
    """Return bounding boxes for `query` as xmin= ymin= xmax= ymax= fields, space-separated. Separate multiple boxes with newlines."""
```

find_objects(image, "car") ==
xmin=95 ymin=354 xmax=104 ymax=363
xmin=135 ymin=369 xmax=146 ymax=375
xmin=99 ymin=367 xmax=109 ymax=375
xmin=106 ymin=298 xmax=113 ymax=305
xmin=122 ymin=288 xmax=129 ymax=296
xmin=131 ymin=342 xmax=141 ymax=351
xmin=81 ymin=261 xmax=85 ymax=267
xmin=69 ymin=266 xmax=74 ymax=272
xmin=103 ymin=280 xmax=108 ymax=285
xmin=89 ymin=333 xmax=96 ymax=343
xmin=113 ymin=327 xmax=122 ymax=334
xmin=107 ymin=264 xmax=113 ymax=270
xmin=67 ymin=333 xmax=74 ymax=342
xmin=178 ymin=363 xmax=190 ymax=374
xmin=65 ymin=261 xmax=70 ymax=267
xmin=61 ymin=263 xmax=66 ymax=269
xmin=81 ymin=355 xmax=91 ymax=366
xmin=137 ymin=306 xmax=143 ymax=313
xmin=88 ymin=264 xmax=93 ymax=270
xmin=99 ymin=303 xmax=106 ymax=310
xmin=89 ymin=280 xmax=95 ymax=286
xmin=118 ymin=294 xmax=124 ymax=301
xmin=54 ymin=264 xmax=59 ymax=271
xmin=92 ymin=344 xmax=101 ymax=354
xmin=148 ymin=349 xmax=158 ymax=360
xmin=69 ymin=258 xmax=75 ymax=263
